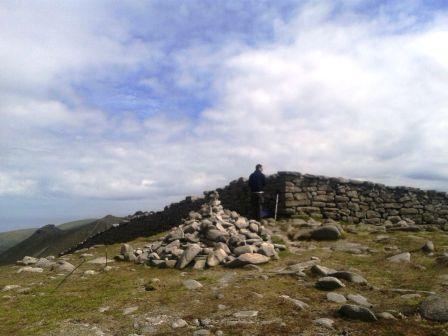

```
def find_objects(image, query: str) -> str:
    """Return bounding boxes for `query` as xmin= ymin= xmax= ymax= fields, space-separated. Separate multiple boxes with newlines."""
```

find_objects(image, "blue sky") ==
xmin=1 ymin=0 xmax=448 ymax=232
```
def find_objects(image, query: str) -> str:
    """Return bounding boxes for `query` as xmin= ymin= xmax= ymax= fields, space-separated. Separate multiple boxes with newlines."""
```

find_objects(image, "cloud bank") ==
xmin=1 ymin=1 xmax=447 ymax=230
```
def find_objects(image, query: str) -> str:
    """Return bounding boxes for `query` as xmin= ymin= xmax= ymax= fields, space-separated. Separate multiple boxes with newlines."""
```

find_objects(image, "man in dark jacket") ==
xmin=249 ymin=164 xmax=266 ymax=220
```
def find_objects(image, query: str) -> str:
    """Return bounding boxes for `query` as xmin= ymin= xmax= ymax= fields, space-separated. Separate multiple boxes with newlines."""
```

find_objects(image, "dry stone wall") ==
xmin=64 ymin=171 xmax=448 ymax=254
xmin=278 ymin=172 xmax=448 ymax=226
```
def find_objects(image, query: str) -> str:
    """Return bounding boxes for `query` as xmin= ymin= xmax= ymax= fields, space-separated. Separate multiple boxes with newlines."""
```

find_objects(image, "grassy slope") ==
xmin=1 ymin=224 xmax=448 ymax=335
xmin=0 ymin=219 xmax=97 ymax=255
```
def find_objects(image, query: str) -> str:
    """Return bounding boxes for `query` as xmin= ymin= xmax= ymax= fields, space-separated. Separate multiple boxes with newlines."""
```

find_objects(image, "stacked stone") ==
xmin=280 ymin=172 xmax=448 ymax=227
xmin=117 ymin=191 xmax=281 ymax=269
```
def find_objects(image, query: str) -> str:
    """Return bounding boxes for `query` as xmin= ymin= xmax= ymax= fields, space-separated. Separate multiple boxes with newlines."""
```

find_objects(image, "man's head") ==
xmin=255 ymin=164 xmax=263 ymax=172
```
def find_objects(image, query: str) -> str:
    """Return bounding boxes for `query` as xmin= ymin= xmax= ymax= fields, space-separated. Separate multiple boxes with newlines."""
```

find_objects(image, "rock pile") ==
xmin=116 ymin=191 xmax=283 ymax=269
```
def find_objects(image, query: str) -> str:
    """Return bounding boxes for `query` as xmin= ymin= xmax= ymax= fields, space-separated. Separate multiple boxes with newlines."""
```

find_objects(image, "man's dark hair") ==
xmin=255 ymin=164 xmax=262 ymax=170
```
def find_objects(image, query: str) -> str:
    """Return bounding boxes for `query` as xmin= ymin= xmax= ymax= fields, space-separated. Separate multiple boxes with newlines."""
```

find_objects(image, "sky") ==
xmin=1 ymin=0 xmax=448 ymax=232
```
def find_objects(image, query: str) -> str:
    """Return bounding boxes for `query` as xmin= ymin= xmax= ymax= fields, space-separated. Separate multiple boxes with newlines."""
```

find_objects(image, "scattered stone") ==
xmin=279 ymin=295 xmax=309 ymax=310
xmin=227 ymin=253 xmax=269 ymax=268
xmin=123 ymin=306 xmax=138 ymax=315
xmin=35 ymin=258 xmax=55 ymax=268
xmin=183 ymin=279 xmax=203 ymax=290
xmin=233 ymin=310 xmax=258 ymax=318
xmin=420 ymin=295 xmax=448 ymax=322
xmin=422 ymin=241 xmax=435 ymax=253
xmin=316 ymin=277 xmax=345 ymax=290
xmin=326 ymin=292 xmax=347 ymax=304
xmin=17 ymin=256 xmax=38 ymax=265
xmin=193 ymin=330 xmax=211 ymax=336
xmin=310 ymin=225 xmax=342 ymax=241
xmin=347 ymin=294 xmax=372 ymax=307
xmin=2 ymin=285 xmax=21 ymax=292
xmin=387 ymin=252 xmax=411 ymax=263
xmin=17 ymin=266 xmax=43 ymax=273
xmin=98 ymin=306 xmax=110 ymax=313
xmin=83 ymin=270 xmax=97 ymax=276
xmin=338 ymin=304 xmax=377 ymax=322
xmin=52 ymin=260 xmax=76 ymax=273
xmin=377 ymin=312 xmax=397 ymax=320
xmin=329 ymin=271 xmax=368 ymax=285
xmin=401 ymin=293 xmax=421 ymax=300
xmin=313 ymin=318 xmax=334 ymax=329
xmin=311 ymin=265 xmax=337 ymax=276
xmin=171 ymin=318 xmax=188 ymax=328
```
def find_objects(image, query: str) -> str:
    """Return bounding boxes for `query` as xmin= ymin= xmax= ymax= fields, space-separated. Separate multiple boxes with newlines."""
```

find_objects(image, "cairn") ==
xmin=117 ymin=191 xmax=283 ymax=269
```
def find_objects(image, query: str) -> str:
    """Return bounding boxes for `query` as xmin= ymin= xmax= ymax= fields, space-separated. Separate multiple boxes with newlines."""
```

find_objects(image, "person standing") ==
xmin=249 ymin=164 xmax=266 ymax=220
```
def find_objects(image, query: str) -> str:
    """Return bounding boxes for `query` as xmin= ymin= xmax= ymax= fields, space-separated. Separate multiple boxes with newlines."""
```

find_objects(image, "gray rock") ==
xmin=171 ymin=318 xmax=188 ymax=328
xmin=258 ymin=242 xmax=276 ymax=257
xmin=226 ymin=253 xmax=269 ymax=268
xmin=17 ymin=256 xmax=38 ymax=265
xmin=183 ymin=279 xmax=203 ymax=290
xmin=120 ymin=243 xmax=133 ymax=255
xmin=234 ymin=217 xmax=249 ymax=229
xmin=233 ymin=245 xmax=255 ymax=256
xmin=316 ymin=277 xmax=345 ymax=290
xmin=123 ymin=306 xmax=138 ymax=315
xmin=422 ymin=241 xmax=435 ymax=253
xmin=233 ymin=310 xmax=258 ymax=318
xmin=176 ymin=243 xmax=202 ymax=269
xmin=2 ymin=285 xmax=21 ymax=292
xmin=279 ymin=295 xmax=309 ymax=310
xmin=326 ymin=292 xmax=347 ymax=303
xmin=313 ymin=318 xmax=334 ymax=329
xmin=329 ymin=271 xmax=368 ymax=285
xmin=35 ymin=258 xmax=55 ymax=268
xmin=206 ymin=229 xmax=228 ymax=242
xmin=377 ymin=312 xmax=397 ymax=320
xmin=387 ymin=252 xmax=411 ymax=263
xmin=347 ymin=294 xmax=372 ymax=307
xmin=53 ymin=260 xmax=75 ymax=273
xmin=193 ymin=259 xmax=206 ymax=270
xmin=193 ymin=330 xmax=211 ymax=336
xmin=311 ymin=265 xmax=337 ymax=276
xmin=420 ymin=295 xmax=448 ymax=322
xmin=338 ymin=304 xmax=377 ymax=322
xmin=310 ymin=226 xmax=341 ymax=241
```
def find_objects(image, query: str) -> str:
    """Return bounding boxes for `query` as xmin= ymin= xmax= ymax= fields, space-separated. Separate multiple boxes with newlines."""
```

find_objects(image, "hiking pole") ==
xmin=274 ymin=191 xmax=279 ymax=221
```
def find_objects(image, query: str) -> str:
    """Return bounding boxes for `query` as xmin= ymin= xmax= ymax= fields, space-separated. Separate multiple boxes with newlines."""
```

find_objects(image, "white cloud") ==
xmin=1 ymin=1 xmax=447 ymax=228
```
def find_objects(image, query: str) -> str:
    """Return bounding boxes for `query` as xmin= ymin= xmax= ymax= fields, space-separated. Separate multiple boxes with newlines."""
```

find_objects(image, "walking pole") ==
xmin=274 ymin=192 xmax=279 ymax=221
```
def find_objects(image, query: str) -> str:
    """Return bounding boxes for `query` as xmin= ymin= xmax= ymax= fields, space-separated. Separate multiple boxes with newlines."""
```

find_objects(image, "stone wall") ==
xmin=64 ymin=171 xmax=448 ymax=254
xmin=277 ymin=172 xmax=448 ymax=226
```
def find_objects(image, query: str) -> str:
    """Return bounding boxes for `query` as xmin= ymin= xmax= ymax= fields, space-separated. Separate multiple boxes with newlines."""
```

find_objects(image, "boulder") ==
xmin=227 ymin=253 xmax=269 ymax=268
xmin=316 ymin=277 xmax=345 ymax=290
xmin=338 ymin=304 xmax=377 ymax=322
xmin=420 ymin=295 xmax=448 ymax=322
xmin=387 ymin=252 xmax=411 ymax=263
xmin=176 ymin=244 xmax=202 ymax=269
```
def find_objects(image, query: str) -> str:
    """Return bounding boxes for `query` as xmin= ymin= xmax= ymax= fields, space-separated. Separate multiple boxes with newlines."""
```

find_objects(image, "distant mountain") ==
xmin=0 ymin=215 xmax=122 ymax=265
xmin=0 ymin=218 xmax=97 ymax=253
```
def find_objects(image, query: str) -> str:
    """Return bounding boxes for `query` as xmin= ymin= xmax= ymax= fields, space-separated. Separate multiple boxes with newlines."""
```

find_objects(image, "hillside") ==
xmin=0 ymin=219 xmax=97 ymax=253
xmin=0 ymin=215 xmax=121 ymax=265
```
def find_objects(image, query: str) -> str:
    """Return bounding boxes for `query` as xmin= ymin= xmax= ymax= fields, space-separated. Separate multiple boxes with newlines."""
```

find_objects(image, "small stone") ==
xmin=98 ymin=306 xmax=110 ymax=313
xmin=183 ymin=279 xmax=203 ymax=290
xmin=400 ymin=293 xmax=421 ymax=300
xmin=310 ymin=226 xmax=341 ymax=241
xmin=377 ymin=312 xmax=397 ymax=320
xmin=120 ymin=243 xmax=133 ymax=255
xmin=347 ymin=294 xmax=372 ymax=307
xmin=233 ymin=310 xmax=258 ymax=318
xmin=387 ymin=252 xmax=411 ymax=263
xmin=329 ymin=271 xmax=368 ymax=285
xmin=316 ymin=277 xmax=345 ymax=290
xmin=327 ymin=292 xmax=347 ymax=303
xmin=313 ymin=318 xmax=334 ymax=329
xmin=311 ymin=265 xmax=337 ymax=276
xmin=18 ymin=256 xmax=38 ymax=265
xmin=83 ymin=270 xmax=97 ymax=276
xmin=338 ymin=304 xmax=377 ymax=322
xmin=227 ymin=253 xmax=269 ymax=268
xmin=171 ymin=318 xmax=188 ymax=328
xmin=17 ymin=267 xmax=43 ymax=273
xmin=279 ymin=295 xmax=309 ymax=310
xmin=123 ymin=306 xmax=138 ymax=315
xmin=2 ymin=285 xmax=21 ymax=292
xmin=176 ymin=244 xmax=202 ymax=269
xmin=193 ymin=330 xmax=211 ymax=336
xmin=420 ymin=295 xmax=448 ymax=322
xmin=422 ymin=241 xmax=435 ymax=253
